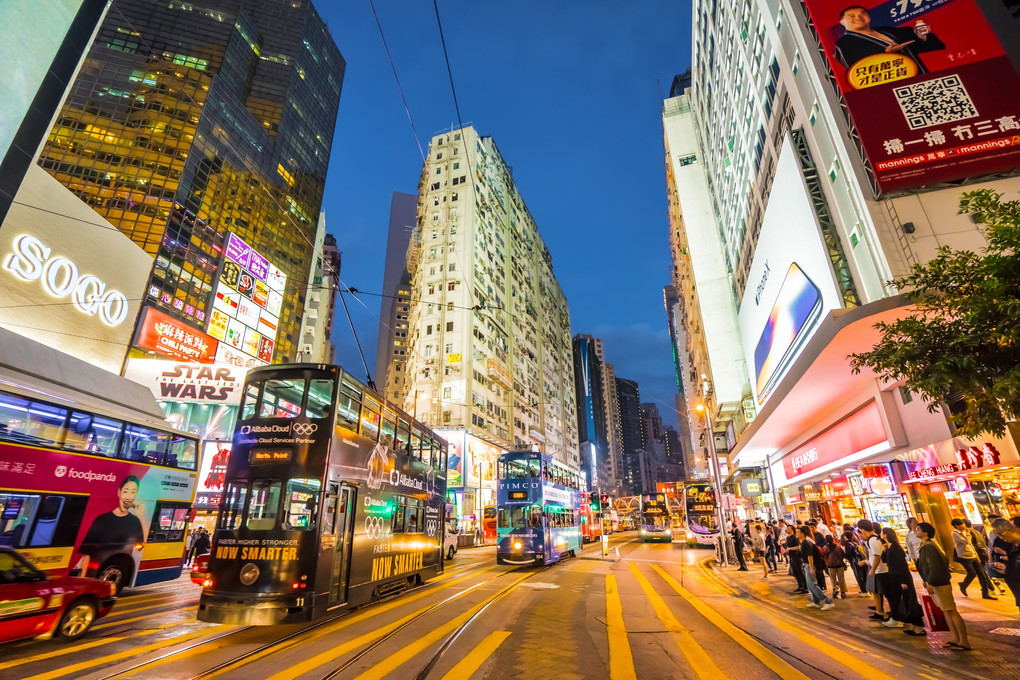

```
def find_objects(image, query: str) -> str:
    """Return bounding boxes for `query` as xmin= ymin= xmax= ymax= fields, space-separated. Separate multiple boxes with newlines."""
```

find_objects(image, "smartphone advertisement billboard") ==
xmin=738 ymin=138 xmax=843 ymax=408
xmin=804 ymin=0 xmax=1020 ymax=194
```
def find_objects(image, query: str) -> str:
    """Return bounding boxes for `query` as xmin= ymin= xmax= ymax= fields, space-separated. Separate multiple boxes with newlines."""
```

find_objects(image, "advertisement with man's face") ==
xmin=437 ymin=429 xmax=465 ymax=488
xmin=804 ymin=0 xmax=1020 ymax=193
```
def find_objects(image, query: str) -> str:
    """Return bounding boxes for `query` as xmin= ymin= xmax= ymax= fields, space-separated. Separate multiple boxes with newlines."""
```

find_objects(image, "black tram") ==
xmin=197 ymin=364 xmax=448 ymax=625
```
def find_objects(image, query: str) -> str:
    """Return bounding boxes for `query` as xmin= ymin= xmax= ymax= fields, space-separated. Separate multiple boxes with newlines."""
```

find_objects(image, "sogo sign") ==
xmin=2 ymin=235 xmax=129 ymax=326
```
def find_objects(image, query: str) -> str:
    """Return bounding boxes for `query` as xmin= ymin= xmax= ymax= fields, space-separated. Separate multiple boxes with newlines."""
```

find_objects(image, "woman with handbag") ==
xmin=917 ymin=522 xmax=972 ymax=650
xmin=952 ymin=518 xmax=997 ymax=600
xmin=882 ymin=528 xmax=926 ymax=635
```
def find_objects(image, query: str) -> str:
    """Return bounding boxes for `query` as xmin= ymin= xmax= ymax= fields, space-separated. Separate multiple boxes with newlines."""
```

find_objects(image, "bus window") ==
xmin=305 ymin=379 xmax=334 ymax=419
xmin=337 ymin=380 xmax=362 ymax=431
xmin=284 ymin=478 xmax=321 ymax=530
xmin=240 ymin=382 xmax=261 ymax=420
xmin=64 ymin=412 xmax=122 ymax=457
xmin=168 ymin=435 xmax=197 ymax=470
xmin=262 ymin=379 xmax=304 ymax=418
xmin=395 ymin=419 xmax=410 ymax=452
xmin=218 ymin=483 xmax=248 ymax=530
xmin=0 ymin=492 xmax=86 ymax=549
xmin=380 ymin=409 xmax=396 ymax=448
xmin=146 ymin=502 xmax=190 ymax=542
xmin=0 ymin=394 xmax=68 ymax=446
xmin=528 ymin=458 xmax=540 ymax=478
xmin=121 ymin=426 xmax=169 ymax=465
xmin=360 ymin=397 xmax=381 ymax=441
xmin=247 ymin=480 xmax=282 ymax=530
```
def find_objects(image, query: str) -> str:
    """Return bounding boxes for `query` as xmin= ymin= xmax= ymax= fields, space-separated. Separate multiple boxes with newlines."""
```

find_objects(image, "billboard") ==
xmin=209 ymin=233 xmax=284 ymax=367
xmin=124 ymin=358 xmax=250 ymax=405
xmin=135 ymin=306 xmax=218 ymax=364
xmin=804 ymin=0 xmax=1020 ymax=193
xmin=738 ymin=138 xmax=843 ymax=407
xmin=194 ymin=441 xmax=231 ymax=508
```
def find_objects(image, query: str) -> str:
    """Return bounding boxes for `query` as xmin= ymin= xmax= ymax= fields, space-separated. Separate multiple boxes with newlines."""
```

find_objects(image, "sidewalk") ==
xmin=711 ymin=559 xmax=1020 ymax=678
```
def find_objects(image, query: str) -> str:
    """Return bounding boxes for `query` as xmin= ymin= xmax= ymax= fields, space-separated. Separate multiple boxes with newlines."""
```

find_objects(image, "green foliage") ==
xmin=848 ymin=190 xmax=1020 ymax=438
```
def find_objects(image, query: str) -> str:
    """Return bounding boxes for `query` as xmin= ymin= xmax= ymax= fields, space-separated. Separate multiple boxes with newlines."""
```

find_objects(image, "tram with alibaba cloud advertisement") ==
xmin=495 ymin=451 xmax=581 ymax=566
xmin=198 ymin=364 xmax=448 ymax=625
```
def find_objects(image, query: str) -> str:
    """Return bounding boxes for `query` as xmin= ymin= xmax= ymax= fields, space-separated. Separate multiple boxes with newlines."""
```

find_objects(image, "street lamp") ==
xmin=695 ymin=402 xmax=728 ymax=566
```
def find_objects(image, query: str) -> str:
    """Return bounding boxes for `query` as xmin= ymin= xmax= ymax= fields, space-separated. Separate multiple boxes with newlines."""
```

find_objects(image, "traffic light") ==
xmin=600 ymin=494 xmax=610 ymax=513
xmin=589 ymin=492 xmax=600 ymax=512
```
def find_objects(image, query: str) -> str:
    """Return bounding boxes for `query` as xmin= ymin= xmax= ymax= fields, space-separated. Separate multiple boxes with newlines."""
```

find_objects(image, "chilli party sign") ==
xmin=803 ymin=0 xmax=1020 ymax=194
xmin=134 ymin=306 xmax=218 ymax=363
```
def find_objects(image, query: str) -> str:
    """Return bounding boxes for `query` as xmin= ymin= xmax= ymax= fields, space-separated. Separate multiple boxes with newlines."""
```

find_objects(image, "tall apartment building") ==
xmin=572 ymin=334 xmax=610 ymax=490
xmin=602 ymin=361 xmax=625 ymax=493
xmin=376 ymin=192 xmax=417 ymax=401
xmin=679 ymin=0 xmax=1020 ymax=520
xmin=296 ymin=213 xmax=339 ymax=362
xmin=615 ymin=376 xmax=643 ymax=495
xmin=398 ymin=126 xmax=579 ymax=468
xmin=37 ymin=0 xmax=344 ymax=361
xmin=663 ymin=284 xmax=700 ymax=478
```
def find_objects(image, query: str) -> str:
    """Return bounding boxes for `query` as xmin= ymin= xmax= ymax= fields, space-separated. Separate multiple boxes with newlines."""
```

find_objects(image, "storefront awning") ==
xmin=729 ymin=295 xmax=911 ymax=469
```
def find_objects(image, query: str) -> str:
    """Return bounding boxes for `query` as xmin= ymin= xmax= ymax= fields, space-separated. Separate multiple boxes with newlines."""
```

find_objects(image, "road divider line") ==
xmin=104 ymin=597 xmax=199 ymax=617
xmin=605 ymin=574 xmax=636 ymax=680
xmin=650 ymin=564 xmax=812 ymax=680
xmin=0 ymin=637 xmax=125 ymax=670
xmin=627 ymin=562 xmax=727 ymax=680
xmin=439 ymin=630 xmax=511 ymax=680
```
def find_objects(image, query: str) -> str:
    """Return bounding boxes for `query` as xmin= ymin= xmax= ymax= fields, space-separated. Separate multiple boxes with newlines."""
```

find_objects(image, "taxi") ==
xmin=190 ymin=552 xmax=211 ymax=586
xmin=0 ymin=546 xmax=116 ymax=643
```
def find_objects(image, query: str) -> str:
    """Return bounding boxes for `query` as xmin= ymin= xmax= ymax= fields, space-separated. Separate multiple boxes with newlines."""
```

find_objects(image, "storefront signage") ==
xmin=759 ymin=493 xmax=775 ymax=504
xmin=907 ymin=442 xmax=1002 ymax=480
xmin=821 ymin=476 xmax=853 ymax=500
xmin=803 ymin=489 xmax=822 ymax=502
xmin=2 ymin=234 xmax=129 ymax=326
xmin=124 ymin=358 xmax=249 ymax=404
xmin=786 ymin=494 xmax=802 ymax=504
xmin=134 ymin=306 xmax=218 ymax=363
xmin=861 ymin=463 xmax=896 ymax=496
xmin=741 ymin=478 xmax=763 ymax=496
xmin=781 ymin=401 xmax=889 ymax=480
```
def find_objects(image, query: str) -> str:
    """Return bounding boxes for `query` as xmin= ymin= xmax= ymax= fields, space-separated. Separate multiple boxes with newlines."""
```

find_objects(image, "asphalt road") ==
xmin=2 ymin=533 xmax=995 ymax=680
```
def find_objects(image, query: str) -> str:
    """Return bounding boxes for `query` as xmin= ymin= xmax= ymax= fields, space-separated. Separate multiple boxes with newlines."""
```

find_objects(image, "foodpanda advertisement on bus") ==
xmin=803 ymin=0 xmax=1020 ymax=193
xmin=0 ymin=445 xmax=195 ymax=578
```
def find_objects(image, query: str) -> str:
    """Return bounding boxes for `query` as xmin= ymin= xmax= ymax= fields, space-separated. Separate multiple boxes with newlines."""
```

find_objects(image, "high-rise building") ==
xmin=37 ymin=0 xmax=345 ymax=362
xmin=615 ymin=376 xmax=643 ymax=495
xmin=321 ymin=232 xmax=341 ymax=361
xmin=602 ymin=362 xmax=625 ymax=493
xmin=399 ymin=126 xmax=578 ymax=469
xmin=572 ymin=334 xmax=610 ymax=490
xmin=680 ymin=1 xmax=1020 ymax=522
xmin=375 ymin=192 xmax=417 ymax=401
xmin=296 ymin=213 xmax=339 ymax=363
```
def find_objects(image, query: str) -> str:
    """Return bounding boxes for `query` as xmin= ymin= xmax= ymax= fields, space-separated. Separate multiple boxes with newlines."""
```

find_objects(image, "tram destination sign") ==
xmin=249 ymin=449 xmax=293 ymax=464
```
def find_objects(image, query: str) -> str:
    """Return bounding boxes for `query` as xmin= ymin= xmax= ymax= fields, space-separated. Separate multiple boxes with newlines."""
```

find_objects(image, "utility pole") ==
xmin=697 ymin=403 xmax=728 ymax=566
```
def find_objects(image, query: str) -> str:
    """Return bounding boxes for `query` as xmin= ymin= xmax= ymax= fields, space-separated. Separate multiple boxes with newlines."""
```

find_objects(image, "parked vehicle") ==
xmin=443 ymin=520 xmax=458 ymax=560
xmin=0 ymin=546 xmax=116 ymax=643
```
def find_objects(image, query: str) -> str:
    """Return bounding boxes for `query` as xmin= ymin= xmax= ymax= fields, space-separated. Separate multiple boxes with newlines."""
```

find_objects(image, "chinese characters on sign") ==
xmin=134 ymin=307 xmax=218 ymax=363
xmin=907 ymin=442 xmax=1002 ymax=480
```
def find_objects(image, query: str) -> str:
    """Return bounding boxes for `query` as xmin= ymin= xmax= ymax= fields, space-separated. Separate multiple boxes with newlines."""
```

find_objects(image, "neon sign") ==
xmin=2 ymin=234 xmax=129 ymax=326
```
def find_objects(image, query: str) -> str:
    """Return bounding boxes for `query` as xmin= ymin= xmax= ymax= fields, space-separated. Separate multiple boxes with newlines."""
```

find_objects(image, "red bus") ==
xmin=482 ymin=506 xmax=497 ymax=544
xmin=0 ymin=337 xmax=200 ymax=592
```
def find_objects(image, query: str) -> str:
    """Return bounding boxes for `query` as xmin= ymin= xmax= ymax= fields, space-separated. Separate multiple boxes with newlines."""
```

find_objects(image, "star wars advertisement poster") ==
xmin=0 ymin=444 xmax=194 ymax=573
xmin=804 ymin=0 xmax=1020 ymax=193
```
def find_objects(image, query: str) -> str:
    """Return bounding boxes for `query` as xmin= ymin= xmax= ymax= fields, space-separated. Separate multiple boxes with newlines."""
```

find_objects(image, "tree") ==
xmin=849 ymin=189 xmax=1020 ymax=438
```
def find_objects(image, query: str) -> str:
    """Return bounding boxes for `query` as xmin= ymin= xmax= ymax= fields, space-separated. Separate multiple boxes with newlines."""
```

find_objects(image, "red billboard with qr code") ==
xmin=804 ymin=0 xmax=1020 ymax=194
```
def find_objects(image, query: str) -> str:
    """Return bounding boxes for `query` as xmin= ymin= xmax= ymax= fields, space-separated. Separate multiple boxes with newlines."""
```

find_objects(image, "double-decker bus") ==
xmin=495 ymin=451 xmax=581 ymax=565
xmin=482 ymin=505 xmax=497 ymax=544
xmin=0 ymin=330 xmax=199 ymax=592
xmin=580 ymin=493 xmax=602 ymax=543
xmin=639 ymin=493 xmax=673 ymax=542
xmin=198 ymin=364 xmax=448 ymax=625
xmin=684 ymin=483 xmax=721 ymax=546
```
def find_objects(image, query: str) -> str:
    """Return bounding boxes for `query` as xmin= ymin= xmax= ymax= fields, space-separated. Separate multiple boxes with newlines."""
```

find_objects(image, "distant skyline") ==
xmin=318 ymin=2 xmax=692 ymax=428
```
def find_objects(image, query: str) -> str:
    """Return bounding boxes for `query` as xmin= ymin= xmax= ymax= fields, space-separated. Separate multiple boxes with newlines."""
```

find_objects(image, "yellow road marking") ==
xmin=264 ymin=566 xmax=504 ymax=680
xmin=93 ymin=611 xmax=193 ymax=631
xmin=353 ymin=571 xmax=535 ymax=680
xmin=21 ymin=626 xmax=227 ymax=680
xmin=0 ymin=637 xmax=125 ymax=670
xmin=439 ymin=630 xmax=510 ymax=680
xmin=105 ymin=595 xmax=196 ymax=617
xmin=605 ymin=574 xmax=636 ymax=680
xmin=650 ymin=565 xmax=811 ymax=680
xmin=627 ymin=562 xmax=727 ymax=680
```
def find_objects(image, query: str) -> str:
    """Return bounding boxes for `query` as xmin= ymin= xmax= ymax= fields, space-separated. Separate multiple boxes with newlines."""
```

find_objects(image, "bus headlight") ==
xmin=513 ymin=541 xmax=522 ymax=550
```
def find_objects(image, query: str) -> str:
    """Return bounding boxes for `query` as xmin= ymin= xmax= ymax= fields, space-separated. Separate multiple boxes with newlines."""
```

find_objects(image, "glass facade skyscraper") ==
xmin=37 ymin=0 xmax=344 ymax=361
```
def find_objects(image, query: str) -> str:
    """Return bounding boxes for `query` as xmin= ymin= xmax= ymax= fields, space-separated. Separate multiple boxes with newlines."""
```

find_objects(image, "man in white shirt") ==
xmin=905 ymin=517 xmax=922 ymax=564
xmin=857 ymin=519 xmax=889 ymax=621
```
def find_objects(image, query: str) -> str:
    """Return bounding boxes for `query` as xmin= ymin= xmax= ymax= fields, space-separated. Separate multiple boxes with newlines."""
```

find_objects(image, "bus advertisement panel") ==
xmin=685 ymin=483 xmax=720 ymax=546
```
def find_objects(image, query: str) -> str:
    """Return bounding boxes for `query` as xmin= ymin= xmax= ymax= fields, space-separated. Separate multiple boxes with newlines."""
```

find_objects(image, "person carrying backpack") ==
xmin=825 ymin=534 xmax=848 ymax=599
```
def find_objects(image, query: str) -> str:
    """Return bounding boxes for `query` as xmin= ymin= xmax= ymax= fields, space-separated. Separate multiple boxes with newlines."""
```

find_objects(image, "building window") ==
xmin=448 ymin=282 xmax=456 ymax=291
xmin=443 ymin=387 xmax=451 ymax=399
xmin=449 ymin=263 xmax=456 ymax=271
xmin=446 ymin=322 xmax=454 ymax=332
xmin=445 ymin=343 xmax=453 ymax=353
xmin=426 ymin=325 xmax=433 ymax=335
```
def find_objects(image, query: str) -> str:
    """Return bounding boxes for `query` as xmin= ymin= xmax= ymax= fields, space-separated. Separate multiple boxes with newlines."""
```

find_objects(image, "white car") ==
xmin=443 ymin=522 xmax=459 ymax=560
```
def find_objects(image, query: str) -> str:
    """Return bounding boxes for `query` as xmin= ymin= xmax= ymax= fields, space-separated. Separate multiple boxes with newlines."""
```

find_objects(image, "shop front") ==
xmin=435 ymin=429 xmax=503 ymax=539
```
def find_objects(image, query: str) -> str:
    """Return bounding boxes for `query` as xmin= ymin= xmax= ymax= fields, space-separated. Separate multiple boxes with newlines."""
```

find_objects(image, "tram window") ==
xmin=395 ymin=419 xmax=410 ymax=451
xmin=146 ymin=502 xmax=190 ymax=542
xmin=218 ymin=483 xmax=248 ymax=530
xmin=360 ymin=397 xmax=381 ymax=441
xmin=305 ymin=379 xmax=334 ymax=418
xmin=337 ymin=381 xmax=362 ymax=431
xmin=240 ymin=382 xmax=261 ymax=420
xmin=247 ymin=480 xmax=282 ymax=530
xmin=410 ymin=429 xmax=421 ymax=460
xmin=404 ymin=500 xmax=421 ymax=533
xmin=420 ymin=438 xmax=432 ymax=468
xmin=432 ymin=440 xmax=444 ymax=472
xmin=380 ymin=410 xmax=396 ymax=448
xmin=262 ymin=379 xmax=304 ymax=418
xmin=528 ymin=505 xmax=542 ymax=528
xmin=64 ymin=412 xmax=122 ymax=458
xmin=121 ymin=426 xmax=169 ymax=465
xmin=168 ymin=435 xmax=197 ymax=470
xmin=392 ymin=497 xmax=406 ymax=533
xmin=498 ymin=507 xmax=510 ymax=529
xmin=528 ymin=458 xmax=540 ymax=478
xmin=507 ymin=460 xmax=527 ymax=479
xmin=284 ymin=478 xmax=321 ymax=530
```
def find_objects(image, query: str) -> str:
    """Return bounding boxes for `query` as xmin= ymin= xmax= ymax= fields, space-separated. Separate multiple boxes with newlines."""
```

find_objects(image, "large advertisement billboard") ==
xmin=804 ymin=0 xmax=1020 ymax=193
xmin=738 ymin=138 xmax=843 ymax=408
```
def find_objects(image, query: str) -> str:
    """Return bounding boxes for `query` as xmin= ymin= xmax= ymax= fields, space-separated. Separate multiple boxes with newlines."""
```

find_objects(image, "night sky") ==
xmin=317 ymin=1 xmax=693 ymax=429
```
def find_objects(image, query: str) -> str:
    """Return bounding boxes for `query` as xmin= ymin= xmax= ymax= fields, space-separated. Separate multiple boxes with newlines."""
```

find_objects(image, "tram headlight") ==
xmin=513 ymin=541 xmax=522 ymax=551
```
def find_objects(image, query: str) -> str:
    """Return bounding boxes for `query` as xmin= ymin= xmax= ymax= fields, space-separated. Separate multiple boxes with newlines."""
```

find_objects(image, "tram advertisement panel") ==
xmin=0 ymin=443 xmax=195 ymax=573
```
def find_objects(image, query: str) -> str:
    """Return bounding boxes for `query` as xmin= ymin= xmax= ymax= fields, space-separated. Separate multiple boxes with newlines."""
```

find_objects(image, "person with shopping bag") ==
xmin=915 ymin=522 xmax=972 ymax=650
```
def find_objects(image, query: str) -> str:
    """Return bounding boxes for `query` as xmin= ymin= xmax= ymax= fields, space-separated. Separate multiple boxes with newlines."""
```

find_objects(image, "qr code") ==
xmin=893 ymin=75 xmax=979 ymax=130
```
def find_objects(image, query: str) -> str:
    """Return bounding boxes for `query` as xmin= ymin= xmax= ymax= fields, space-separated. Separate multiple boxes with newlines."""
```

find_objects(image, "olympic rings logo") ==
xmin=365 ymin=516 xmax=387 ymax=539
xmin=292 ymin=422 xmax=318 ymax=436
xmin=424 ymin=519 xmax=438 ymax=536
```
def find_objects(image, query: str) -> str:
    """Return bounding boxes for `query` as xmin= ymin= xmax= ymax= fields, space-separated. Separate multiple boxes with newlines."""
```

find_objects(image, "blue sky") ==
xmin=317 ymin=1 xmax=692 ymax=428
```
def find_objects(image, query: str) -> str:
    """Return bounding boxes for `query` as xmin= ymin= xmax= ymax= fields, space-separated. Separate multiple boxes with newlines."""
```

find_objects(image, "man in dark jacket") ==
xmin=990 ymin=518 xmax=1020 ymax=610
xmin=916 ymin=522 xmax=971 ymax=650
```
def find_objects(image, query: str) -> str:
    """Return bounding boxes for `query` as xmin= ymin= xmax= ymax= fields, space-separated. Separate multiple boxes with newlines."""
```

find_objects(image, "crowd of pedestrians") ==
xmin=724 ymin=513 xmax=1020 ymax=652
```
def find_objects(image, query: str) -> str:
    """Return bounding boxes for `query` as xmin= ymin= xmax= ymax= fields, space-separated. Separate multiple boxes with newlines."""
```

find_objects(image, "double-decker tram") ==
xmin=639 ymin=493 xmax=673 ymax=542
xmin=495 ymin=451 xmax=581 ymax=565
xmin=482 ymin=505 xmax=497 ymax=544
xmin=198 ymin=364 xmax=448 ymax=625
xmin=0 ymin=329 xmax=199 ymax=593
xmin=580 ymin=492 xmax=602 ymax=543
xmin=684 ymin=483 xmax=720 ymax=546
